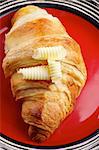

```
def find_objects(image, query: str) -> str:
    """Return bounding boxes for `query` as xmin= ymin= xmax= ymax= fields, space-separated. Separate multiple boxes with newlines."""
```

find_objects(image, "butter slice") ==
xmin=32 ymin=46 xmax=67 ymax=60
xmin=18 ymin=66 xmax=50 ymax=80
xmin=48 ymin=60 xmax=62 ymax=83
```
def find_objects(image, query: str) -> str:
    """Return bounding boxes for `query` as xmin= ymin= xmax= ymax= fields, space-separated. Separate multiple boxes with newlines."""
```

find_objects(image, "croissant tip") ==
xmin=28 ymin=125 xmax=50 ymax=143
xmin=32 ymin=135 xmax=47 ymax=143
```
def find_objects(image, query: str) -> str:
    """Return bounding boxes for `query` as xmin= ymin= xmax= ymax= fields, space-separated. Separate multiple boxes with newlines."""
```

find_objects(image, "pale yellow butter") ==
xmin=18 ymin=66 xmax=50 ymax=80
xmin=48 ymin=60 xmax=62 ymax=83
xmin=32 ymin=46 xmax=67 ymax=60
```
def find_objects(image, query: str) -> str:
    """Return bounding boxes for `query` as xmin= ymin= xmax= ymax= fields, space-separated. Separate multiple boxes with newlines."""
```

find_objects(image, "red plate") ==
xmin=0 ymin=7 xmax=98 ymax=147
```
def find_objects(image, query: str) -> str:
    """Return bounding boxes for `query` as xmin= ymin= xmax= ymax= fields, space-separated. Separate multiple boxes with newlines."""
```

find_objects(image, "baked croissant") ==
xmin=2 ymin=5 xmax=87 ymax=143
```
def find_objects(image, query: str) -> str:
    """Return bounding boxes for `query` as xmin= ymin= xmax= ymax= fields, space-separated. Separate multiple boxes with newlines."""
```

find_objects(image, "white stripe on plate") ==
xmin=82 ymin=0 xmax=99 ymax=7
xmin=0 ymin=1 xmax=98 ymax=24
xmin=73 ymin=139 xmax=98 ymax=150
xmin=0 ymin=0 xmax=17 ymax=6
xmin=0 ymin=0 xmax=26 ymax=10
xmin=0 ymin=138 xmax=98 ymax=150
xmin=64 ymin=0 xmax=99 ymax=9
xmin=0 ymin=0 xmax=99 ymax=9
xmin=61 ymin=1 xmax=98 ymax=20
xmin=68 ymin=0 xmax=98 ymax=14
xmin=0 ymin=133 xmax=98 ymax=150
xmin=0 ymin=0 xmax=98 ymax=18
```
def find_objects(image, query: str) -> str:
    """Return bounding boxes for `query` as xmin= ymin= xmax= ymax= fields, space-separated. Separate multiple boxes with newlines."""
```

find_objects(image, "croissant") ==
xmin=2 ymin=5 xmax=87 ymax=143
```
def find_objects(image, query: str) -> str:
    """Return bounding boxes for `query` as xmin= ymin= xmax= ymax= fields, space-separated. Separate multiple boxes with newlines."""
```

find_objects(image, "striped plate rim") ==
xmin=0 ymin=131 xmax=99 ymax=150
xmin=0 ymin=0 xmax=99 ymax=28
xmin=0 ymin=0 xmax=99 ymax=149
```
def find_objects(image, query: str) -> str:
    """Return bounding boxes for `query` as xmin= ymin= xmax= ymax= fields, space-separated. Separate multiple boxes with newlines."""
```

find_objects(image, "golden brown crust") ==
xmin=5 ymin=18 xmax=67 ymax=52
xmin=2 ymin=5 xmax=87 ymax=143
xmin=11 ymin=5 xmax=42 ymax=25
xmin=3 ymin=37 xmax=86 ymax=78
xmin=28 ymin=125 xmax=51 ymax=143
